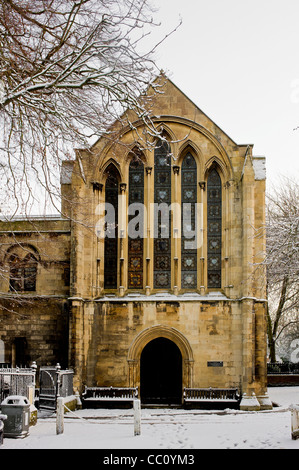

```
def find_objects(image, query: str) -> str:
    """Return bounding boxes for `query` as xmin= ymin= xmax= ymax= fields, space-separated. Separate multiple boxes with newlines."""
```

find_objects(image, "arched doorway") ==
xmin=140 ymin=337 xmax=182 ymax=405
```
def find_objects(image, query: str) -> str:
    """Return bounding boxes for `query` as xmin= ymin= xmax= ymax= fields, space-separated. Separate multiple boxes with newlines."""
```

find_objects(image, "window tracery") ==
xmin=207 ymin=167 xmax=222 ymax=288
xmin=154 ymin=140 xmax=172 ymax=289
xmin=104 ymin=164 xmax=119 ymax=289
xmin=181 ymin=153 xmax=197 ymax=289
xmin=102 ymin=145 xmax=224 ymax=293
xmin=128 ymin=157 xmax=144 ymax=289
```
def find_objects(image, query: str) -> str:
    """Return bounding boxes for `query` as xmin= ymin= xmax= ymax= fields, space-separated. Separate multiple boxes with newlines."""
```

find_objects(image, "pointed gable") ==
xmin=148 ymin=75 xmax=238 ymax=147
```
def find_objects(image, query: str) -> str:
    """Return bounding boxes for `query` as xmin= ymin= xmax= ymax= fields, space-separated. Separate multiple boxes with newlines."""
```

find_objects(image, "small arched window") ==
xmin=207 ymin=167 xmax=222 ymax=288
xmin=9 ymin=252 xmax=37 ymax=292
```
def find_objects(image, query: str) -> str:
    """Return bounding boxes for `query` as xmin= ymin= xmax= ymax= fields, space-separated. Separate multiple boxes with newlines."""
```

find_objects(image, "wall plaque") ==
xmin=207 ymin=361 xmax=223 ymax=367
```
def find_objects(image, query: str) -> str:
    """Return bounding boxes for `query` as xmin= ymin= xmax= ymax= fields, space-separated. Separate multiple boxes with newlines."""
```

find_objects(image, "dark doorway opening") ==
xmin=140 ymin=337 xmax=182 ymax=405
xmin=13 ymin=337 xmax=28 ymax=367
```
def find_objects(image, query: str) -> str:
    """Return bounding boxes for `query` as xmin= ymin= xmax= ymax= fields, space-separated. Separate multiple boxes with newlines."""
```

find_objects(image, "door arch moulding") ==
xmin=127 ymin=324 xmax=194 ymax=389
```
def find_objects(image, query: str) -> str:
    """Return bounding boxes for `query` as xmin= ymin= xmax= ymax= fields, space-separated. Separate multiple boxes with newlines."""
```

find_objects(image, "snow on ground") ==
xmin=1 ymin=387 xmax=299 ymax=450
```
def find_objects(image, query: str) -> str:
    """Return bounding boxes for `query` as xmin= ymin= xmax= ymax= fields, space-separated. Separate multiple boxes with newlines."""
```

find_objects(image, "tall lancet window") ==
xmin=181 ymin=153 xmax=197 ymax=289
xmin=207 ymin=167 xmax=222 ymax=288
xmin=154 ymin=139 xmax=172 ymax=289
xmin=104 ymin=165 xmax=119 ymax=289
xmin=128 ymin=157 xmax=144 ymax=289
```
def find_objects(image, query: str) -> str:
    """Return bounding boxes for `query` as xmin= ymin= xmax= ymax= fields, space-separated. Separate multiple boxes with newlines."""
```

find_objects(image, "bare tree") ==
xmin=0 ymin=0 xmax=177 ymax=216
xmin=265 ymin=177 xmax=299 ymax=362
xmin=0 ymin=0 xmax=182 ymax=311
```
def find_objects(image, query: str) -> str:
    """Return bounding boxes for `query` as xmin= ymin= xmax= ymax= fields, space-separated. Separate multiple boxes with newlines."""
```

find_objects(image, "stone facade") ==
xmin=0 ymin=78 xmax=270 ymax=409
xmin=0 ymin=217 xmax=71 ymax=368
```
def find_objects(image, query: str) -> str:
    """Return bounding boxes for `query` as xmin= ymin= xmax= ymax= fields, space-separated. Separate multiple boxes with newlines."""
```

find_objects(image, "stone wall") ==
xmin=0 ymin=298 xmax=69 ymax=368
xmin=0 ymin=217 xmax=71 ymax=367
xmin=69 ymin=297 xmax=266 ymax=398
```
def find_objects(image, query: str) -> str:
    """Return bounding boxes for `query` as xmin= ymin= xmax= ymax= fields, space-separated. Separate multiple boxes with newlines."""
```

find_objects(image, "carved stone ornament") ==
xmin=145 ymin=167 xmax=152 ymax=175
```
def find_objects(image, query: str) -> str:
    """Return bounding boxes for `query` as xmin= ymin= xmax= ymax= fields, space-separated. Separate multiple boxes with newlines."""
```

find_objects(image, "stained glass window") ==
xmin=154 ymin=140 xmax=172 ymax=289
xmin=181 ymin=153 xmax=197 ymax=289
xmin=104 ymin=165 xmax=119 ymax=289
xmin=207 ymin=168 xmax=222 ymax=288
xmin=128 ymin=158 xmax=144 ymax=289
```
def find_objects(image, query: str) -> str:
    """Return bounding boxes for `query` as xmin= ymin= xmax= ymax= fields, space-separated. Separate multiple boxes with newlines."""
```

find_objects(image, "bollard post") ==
xmin=134 ymin=399 xmax=141 ymax=436
xmin=56 ymin=397 xmax=64 ymax=435
xmin=290 ymin=405 xmax=299 ymax=440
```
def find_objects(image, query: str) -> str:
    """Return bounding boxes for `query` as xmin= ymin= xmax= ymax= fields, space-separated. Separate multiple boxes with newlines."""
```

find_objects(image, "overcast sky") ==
xmin=151 ymin=0 xmax=299 ymax=190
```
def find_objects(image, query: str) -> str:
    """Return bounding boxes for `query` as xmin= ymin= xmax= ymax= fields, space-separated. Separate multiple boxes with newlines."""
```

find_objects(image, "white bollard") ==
xmin=56 ymin=397 xmax=64 ymax=435
xmin=290 ymin=404 xmax=299 ymax=440
xmin=134 ymin=399 xmax=141 ymax=436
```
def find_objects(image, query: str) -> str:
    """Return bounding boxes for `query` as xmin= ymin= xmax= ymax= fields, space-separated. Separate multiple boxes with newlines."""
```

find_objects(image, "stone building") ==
xmin=0 ymin=77 xmax=271 ymax=410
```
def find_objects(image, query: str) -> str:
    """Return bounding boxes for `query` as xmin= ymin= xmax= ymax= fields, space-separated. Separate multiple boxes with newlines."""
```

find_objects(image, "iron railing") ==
xmin=267 ymin=362 xmax=299 ymax=374
xmin=0 ymin=362 xmax=37 ymax=403
xmin=39 ymin=364 xmax=74 ymax=411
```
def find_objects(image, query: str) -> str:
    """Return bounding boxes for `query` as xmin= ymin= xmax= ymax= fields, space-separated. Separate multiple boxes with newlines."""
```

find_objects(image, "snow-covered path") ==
xmin=1 ymin=387 xmax=299 ymax=450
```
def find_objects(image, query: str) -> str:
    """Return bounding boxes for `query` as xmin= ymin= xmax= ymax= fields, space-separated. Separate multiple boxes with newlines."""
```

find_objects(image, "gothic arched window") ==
xmin=104 ymin=164 xmax=119 ymax=289
xmin=181 ymin=153 xmax=197 ymax=289
xmin=128 ymin=157 xmax=144 ymax=289
xmin=9 ymin=252 xmax=37 ymax=292
xmin=207 ymin=167 xmax=222 ymax=288
xmin=154 ymin=140 xmax=172 ymax=289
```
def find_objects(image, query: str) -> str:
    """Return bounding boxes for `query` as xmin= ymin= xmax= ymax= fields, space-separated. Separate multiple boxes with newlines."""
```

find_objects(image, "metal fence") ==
xmin=0 ymin=362 xmax=37 ymax=403
xmin=267 ymin=362 xmax=299 ymax=374
xmin=39 ymin=364 xmax=74 ymax=411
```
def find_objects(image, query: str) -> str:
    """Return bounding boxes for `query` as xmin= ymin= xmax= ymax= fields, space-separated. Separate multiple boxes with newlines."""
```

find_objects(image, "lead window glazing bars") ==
xmin=154 ymin=140 xmax=172 ymax=289
xmin=181 ymin=153 xmax=197 ymax=289
xmin=128 ymin=158 xmax=144 ymax=289
xmin=207 ymin=168 xmax=222 ymax=288
xmin=104 ymin=165 xmax=119 ymax=289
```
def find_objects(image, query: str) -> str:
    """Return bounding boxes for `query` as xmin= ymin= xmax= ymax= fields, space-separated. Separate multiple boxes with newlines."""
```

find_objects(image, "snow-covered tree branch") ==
xmin=265 ymin=177 xmax=299 ymax=362
xmin=0 ymin=0 xmax=177 ymax=216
